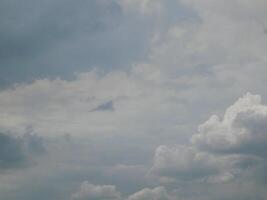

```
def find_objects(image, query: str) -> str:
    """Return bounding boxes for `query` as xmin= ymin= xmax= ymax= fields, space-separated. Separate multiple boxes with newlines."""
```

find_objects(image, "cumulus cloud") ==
xmin=150 ymin=145 xmax=218 ymax=181
xmin=150 ymin=145 xmax=263 ymax=183
xmin=150 ymin=93 xmax=267 ymax=184
xmin=192 ymin=93 xmax=267 ymax=155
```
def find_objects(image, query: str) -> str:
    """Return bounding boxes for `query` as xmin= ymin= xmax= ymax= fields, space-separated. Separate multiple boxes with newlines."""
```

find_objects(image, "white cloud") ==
xmin=192 ymin=93 xmax=267 ymax=154
xmin=150 ymin=93 xmax=267 ymax=184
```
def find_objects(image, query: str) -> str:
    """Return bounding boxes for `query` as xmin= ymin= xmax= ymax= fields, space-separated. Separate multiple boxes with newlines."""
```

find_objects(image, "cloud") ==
xmin=150 ymin=145 xmax=218 ymax=181
xmin=0 ymin=70 xmax=188 ymax=138
xmin=23 ymin=132 xmax=46 ymax=155
xmin=1 ymin=0 xmax=267 ymax=199
xmin=150 ymin=145 xmax=262 ymax=183
xmin=127 ymin=186 xmax=174 ymax=200
xmin=0 ymin=0 xmax=158 ymax=86
xmin=71 ymin=182 xmax=121 ymax=200
xmin=71 ymin=182 xmax=174 ymax=200
xmin=0 ymin=132 xmax=26 ymax=168
xmin=91 ymin=101 xmax=114 ymax=112
xmin=150 ymin=93 xmax=267 ymax=184
xmin=0 ymin=131 xmax=45 ymax=169
xmin=191 ymin=93 xmax=267 ymax=155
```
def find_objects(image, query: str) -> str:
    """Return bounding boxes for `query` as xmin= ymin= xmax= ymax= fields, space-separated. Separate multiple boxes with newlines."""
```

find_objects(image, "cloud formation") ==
xmin=192 ymin=93 xmax=267 ymax=155
xmin=1 ymin=0 xmax=267 ymax=199
xmin=150 ymin=93 xmax=267 ymax=185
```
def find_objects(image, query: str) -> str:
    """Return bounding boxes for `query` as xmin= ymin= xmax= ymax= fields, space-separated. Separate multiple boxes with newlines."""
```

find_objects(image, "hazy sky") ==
xmin=1 ymin=0 xmax=267 ymax=199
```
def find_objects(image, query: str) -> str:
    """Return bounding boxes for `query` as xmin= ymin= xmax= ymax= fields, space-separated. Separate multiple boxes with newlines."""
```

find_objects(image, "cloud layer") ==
xmin=1 ymin=0 xmax=267 ymax=200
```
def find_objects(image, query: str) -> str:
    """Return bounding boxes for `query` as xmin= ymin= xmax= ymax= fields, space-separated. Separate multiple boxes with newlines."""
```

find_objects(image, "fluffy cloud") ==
xmin=150 ymin=145 xmax=263 ymax=183
xmin=192 ymin=93 xmax=267 ymax=155
xmin=150 ymin=93 xmax=267 ymax=184
xmin=150 ymin=145 xmax=218 ymax=181
xmin=71 ymin=182 xmax=121 ymax=200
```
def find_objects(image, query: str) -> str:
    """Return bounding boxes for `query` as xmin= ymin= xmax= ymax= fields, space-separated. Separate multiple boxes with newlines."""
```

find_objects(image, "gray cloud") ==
xmin=0 ymin=0 xmax=156 ymax=86
xmin=0 ymin=131 xmax=45 ymax=169
xmin=150 ymin=145 xmax=218 ymax=182
xmin=23 ymin=132 xmax=46 ymax=155
xmin=1 ymin=0 xmax=267 ymax=199
xmin=0 ymin=0 xmax=122 ymax=60
xmin=91 ymin=101 xmax=114 ymax=112
xmin=0 ymin=132 xmax=26 ymax=168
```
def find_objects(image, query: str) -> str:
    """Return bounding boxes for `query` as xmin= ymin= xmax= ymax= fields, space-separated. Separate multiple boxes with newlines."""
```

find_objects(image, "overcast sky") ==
xmin=1 ymin=0 xmax=267 ymax=199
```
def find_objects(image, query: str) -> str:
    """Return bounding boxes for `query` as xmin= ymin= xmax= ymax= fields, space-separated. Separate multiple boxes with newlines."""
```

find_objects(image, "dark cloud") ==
xmin=0 ymin=132 xmax=26 ymax=168
xmin=0 ymin=132 xmax=46 ymax=169
xmin=23 ymin=133 xmax=46 ymax=155
xmin=0 ymin=0 xmax=120 ymax=58
xmin=0 ymin=0 xmax=153 ymax=87
xmin=91 ymin=100 xmax=114 ymax=112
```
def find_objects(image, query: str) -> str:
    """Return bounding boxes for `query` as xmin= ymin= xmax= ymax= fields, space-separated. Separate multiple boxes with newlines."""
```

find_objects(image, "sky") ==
xmin=1 ymin=0 xmax=267 ymax=199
